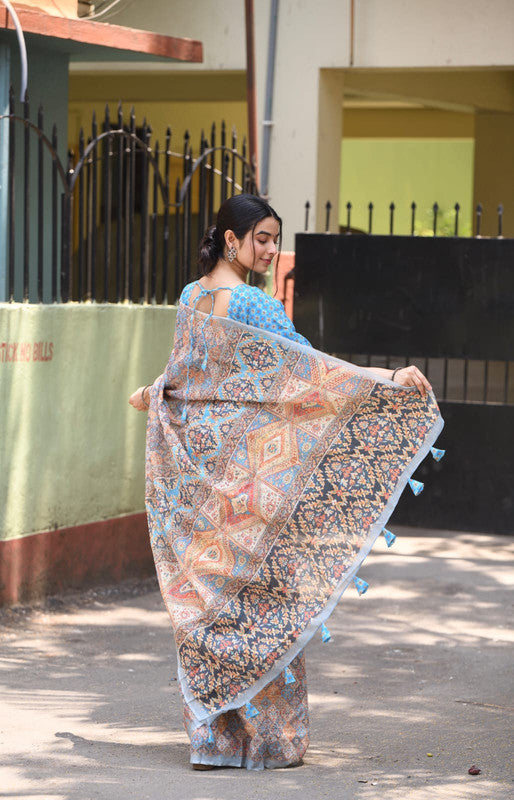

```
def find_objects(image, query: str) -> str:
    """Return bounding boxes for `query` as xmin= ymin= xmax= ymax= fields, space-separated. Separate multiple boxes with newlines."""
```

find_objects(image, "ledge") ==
xmin=1 ymin=5 xmax=203 ymax=63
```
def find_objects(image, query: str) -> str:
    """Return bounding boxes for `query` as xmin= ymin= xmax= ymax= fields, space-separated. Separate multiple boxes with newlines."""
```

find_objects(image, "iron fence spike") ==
xmin=497 ymin=203 xmax=504 ymax=237
xmin=433 ymin=202 xmax=439 ymax=236
xmin=476 ymin=203 xmax=483 ymax=237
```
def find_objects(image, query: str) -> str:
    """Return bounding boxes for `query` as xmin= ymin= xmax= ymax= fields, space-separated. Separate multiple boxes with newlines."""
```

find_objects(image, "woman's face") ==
xmin=231 ymin=216 xmax=280 ymax=275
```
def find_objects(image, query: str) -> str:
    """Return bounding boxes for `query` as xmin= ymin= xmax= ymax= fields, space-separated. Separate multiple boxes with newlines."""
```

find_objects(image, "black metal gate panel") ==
xmin=293 ymin=233 xmax=514 ymax=534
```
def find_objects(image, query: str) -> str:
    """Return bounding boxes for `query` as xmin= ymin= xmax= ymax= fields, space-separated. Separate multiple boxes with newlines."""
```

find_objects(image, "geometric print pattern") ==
xmin=145 ymin=294 xmax=443 ymax=723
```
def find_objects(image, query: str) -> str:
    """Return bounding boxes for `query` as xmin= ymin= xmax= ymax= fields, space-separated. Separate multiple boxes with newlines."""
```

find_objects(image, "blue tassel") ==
xmin=431 ymin=447 xmax=446 ymax=462
xmin=206 ymin=725 xmax=215 ymax=744
xmin=284 ymin=666 xmax=295 ymax=684
xmin=383 ymin=528 xmax=396 ymax=547
xmin=201 ymin=353 xmax=208 ymax=371
xmin=408 ymin=478 xmax=424 ymax=496
xmin=353 ymin=576 xmax=369 ymax=595
xmin=245 ymin=701 xmax=259 ymax=719
xmin=181 ymin=406 xmax=188 ymax=423
xmin=321 ymin=623 xmax=332 ymax=643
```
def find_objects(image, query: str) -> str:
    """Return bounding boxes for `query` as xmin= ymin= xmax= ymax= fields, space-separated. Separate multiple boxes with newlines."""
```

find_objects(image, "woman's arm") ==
xmin=362 ymin=365 xmax=432 ymax=398
xmin=129 ymin=376 xmax=163 ymax=411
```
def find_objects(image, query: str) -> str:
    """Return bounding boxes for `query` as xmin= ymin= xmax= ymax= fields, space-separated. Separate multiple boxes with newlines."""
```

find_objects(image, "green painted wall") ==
xmin=0 ymin=303 xmax=177 ymax=542
xmin=340 ymin=139 xmax=475 ymax=236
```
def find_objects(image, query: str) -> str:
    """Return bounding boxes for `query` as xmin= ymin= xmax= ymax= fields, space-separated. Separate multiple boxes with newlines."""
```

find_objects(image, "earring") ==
xmin=227 ymin=245 xmax=237 ymax=263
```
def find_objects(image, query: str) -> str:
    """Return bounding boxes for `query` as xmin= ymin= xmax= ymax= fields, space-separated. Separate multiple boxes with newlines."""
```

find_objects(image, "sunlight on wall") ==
xmin=0 ymin=304 xmax=177 ymax=541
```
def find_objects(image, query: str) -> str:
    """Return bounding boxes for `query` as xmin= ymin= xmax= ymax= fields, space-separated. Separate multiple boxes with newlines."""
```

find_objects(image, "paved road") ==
xmin=1 ymin=527 xmax=513 ymax=800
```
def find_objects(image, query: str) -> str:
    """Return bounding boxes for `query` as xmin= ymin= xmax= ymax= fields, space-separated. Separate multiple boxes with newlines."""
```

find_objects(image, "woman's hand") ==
xmin=392 ymin=366 xmax=432 ymax=398
xmin=129 ymin=385 xmax=150 ymax=411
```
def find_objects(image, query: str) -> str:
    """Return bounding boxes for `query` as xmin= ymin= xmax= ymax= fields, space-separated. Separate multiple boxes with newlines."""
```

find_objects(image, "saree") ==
xmin=145 ymin=297 xmax=444 ymax=768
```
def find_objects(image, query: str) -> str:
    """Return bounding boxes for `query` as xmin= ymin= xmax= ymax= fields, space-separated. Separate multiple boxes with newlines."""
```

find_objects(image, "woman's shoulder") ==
xmin=233 ymin=284 xmax=290 ymax=325
xmin=229 ymin=283 xmax=275 ymax=311
xmin=179 ymin=281 xmax=199 ymax=304
xmin=235 ymin=283 xmax=280 ymax=305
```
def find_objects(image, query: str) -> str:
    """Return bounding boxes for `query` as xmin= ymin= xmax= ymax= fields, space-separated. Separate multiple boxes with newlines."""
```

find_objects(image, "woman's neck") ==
xmin=202 ymin=259 xmax=248 ymax=286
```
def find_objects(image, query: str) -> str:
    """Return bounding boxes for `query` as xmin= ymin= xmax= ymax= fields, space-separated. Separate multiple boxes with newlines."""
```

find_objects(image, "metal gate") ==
xmin=0 ymin=90 xmax=257 ymax=304
xmin=293 ymin=233 xmax=514 ymax=534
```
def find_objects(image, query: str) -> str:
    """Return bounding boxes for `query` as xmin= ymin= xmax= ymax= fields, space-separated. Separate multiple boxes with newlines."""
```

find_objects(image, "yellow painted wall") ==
xmin=344 ymin=108 xmax=475 ymax=139
xmin=340 ymin=139 xmax=475 ymax=236
xmin=0 ymin=303 xmax=177 ymax=542
xmin=340 ymin=108 xmax=476 ymax=236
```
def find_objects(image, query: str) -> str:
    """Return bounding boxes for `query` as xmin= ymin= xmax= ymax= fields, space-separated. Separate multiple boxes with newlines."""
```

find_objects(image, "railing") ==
xmin=304 ymin=199 xmax=505 ymax=237
xmin=335 ymin=354 xmax=512 ymax=407
xmin=0 ymin=90 xmax=257 ymax=304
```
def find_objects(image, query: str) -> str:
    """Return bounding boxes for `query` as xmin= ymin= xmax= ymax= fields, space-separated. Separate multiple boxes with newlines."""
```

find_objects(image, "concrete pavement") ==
xmin=1 ymin=527 xmax=513 ymax=800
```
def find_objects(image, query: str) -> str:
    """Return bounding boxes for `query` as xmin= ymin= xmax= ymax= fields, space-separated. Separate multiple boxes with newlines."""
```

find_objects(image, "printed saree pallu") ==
xmin=145 ymin=303 xmax=444 ymax=768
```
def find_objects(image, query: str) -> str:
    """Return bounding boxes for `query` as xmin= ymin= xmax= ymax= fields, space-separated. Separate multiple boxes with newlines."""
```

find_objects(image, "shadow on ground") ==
xmin=0 ymin=529 xmax=513 ymax=800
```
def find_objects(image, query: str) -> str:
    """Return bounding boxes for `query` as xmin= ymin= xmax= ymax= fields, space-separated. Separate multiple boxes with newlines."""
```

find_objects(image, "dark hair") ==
xmin=197 ymin=194 xmax=282 ymax=275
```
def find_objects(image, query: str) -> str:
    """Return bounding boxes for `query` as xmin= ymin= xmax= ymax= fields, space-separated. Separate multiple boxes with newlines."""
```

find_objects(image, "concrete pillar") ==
xmin=267 ymin=66 xmax=344 ymax=248
xmin=473 ymin=112 xmax=514 ymax=237
xmin=315 ymin=69 xmax=344 ymax=234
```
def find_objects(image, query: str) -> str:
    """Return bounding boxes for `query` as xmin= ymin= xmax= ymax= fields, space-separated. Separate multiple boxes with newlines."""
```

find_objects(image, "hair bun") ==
xmin=203 ymin=225 xmax=218 ymax=244
xmin=198 ymin=225 xmax=223 ymax=274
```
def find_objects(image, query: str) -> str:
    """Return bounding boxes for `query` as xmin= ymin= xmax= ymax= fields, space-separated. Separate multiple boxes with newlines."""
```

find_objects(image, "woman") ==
xmin=130 ymin=194 xmax=442 ymax=771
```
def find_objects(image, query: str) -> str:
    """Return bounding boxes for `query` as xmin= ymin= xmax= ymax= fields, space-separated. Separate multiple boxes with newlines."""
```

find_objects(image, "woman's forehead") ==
xmin=254 ymin=216 xmax=280 ymax=236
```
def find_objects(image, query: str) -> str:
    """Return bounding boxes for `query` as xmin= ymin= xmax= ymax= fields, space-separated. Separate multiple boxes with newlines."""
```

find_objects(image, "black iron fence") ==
xmin=0 ymin=90 xmax=257 ymax=304
xmin=305 ymin=199 xmax=506 ymax=238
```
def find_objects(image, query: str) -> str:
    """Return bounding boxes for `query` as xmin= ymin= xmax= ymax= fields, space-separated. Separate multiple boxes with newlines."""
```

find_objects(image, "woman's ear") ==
xmin=224 ymin=229 xmax=237 ymax=248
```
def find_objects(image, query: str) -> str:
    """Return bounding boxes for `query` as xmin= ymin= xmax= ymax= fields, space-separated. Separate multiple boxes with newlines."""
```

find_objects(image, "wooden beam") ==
xmin=1 ymin=5 xmax=203 ymax=63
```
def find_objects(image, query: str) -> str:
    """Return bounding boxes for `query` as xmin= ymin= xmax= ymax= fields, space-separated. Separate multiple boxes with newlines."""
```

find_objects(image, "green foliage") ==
xmin=415 ymin=206 xmax=472 ymax=237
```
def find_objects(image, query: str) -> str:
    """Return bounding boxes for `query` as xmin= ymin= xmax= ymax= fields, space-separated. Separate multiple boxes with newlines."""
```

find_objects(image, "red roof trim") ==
xmin=2 ymin=5 xmax=203 ymax=62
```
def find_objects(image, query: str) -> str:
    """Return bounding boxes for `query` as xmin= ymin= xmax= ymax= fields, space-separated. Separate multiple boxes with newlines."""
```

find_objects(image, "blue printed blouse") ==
xmin=180 ymin=281 xmax=311 ymax=348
